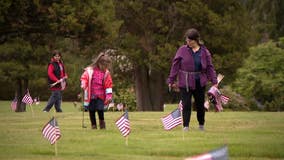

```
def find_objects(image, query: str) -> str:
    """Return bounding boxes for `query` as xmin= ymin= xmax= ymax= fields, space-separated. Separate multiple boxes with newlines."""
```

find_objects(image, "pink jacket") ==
xmin=80 ymin=67 xmax=112 ymax=106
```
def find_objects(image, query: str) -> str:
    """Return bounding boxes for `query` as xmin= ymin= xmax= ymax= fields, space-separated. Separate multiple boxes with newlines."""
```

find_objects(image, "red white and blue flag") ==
xmin=178 ymin=100 xmax=183 ymax=111
xmin=184 ymin=145 xmax=229 ymax=160
xmin=115 ymin=111 xmax=130 ymax=137
xmin=11 ymin=97 xmax=17 ymax=111
xmin=34 ymin=97 xmax=40 ymax=105
xmin=161 ymin=108 xmax=182 ymax=130
xmin=220 ymin=95 xmax=230 ymax=105
xmin=22 ymin=90 xmax=33 ymax=105
xmin=42 ymin=117 xmax=61 ymax=145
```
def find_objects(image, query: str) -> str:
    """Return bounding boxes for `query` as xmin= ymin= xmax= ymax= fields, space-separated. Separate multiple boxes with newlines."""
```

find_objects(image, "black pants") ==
xmin=180 ymin=81 xmax=205 ymax=127
xmin=88 ymin=98 xmax=104 ymax=126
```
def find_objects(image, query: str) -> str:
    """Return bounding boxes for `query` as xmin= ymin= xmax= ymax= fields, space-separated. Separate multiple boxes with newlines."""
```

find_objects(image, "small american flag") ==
xmin=115 ymin=111 xmax=130 ymax=137
xmin=22 ymin=90 xmax=33 ymax=105
xmin=11 ymin=97 xmax=17 ymax=111
xmin=34 ymin=97 xmax=40 ymax=105
xmin=161 ymin=108 xmax=182 ymax=130
xmin=42 ymin=117 xmax=61 ymax=145
xmin=221 ymin=95 xmax=230 ymax=104
xmin=184 ymin=145 xmax=229 ymax=160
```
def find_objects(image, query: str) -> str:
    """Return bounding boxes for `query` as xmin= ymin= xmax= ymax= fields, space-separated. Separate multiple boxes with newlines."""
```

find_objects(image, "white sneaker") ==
xmin=183 ymin=127 xmax=189 ymax=131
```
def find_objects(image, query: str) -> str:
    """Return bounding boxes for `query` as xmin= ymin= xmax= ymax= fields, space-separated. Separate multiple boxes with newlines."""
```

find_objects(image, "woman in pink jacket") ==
xmin=80 ymin=52 xmax=113 ymax=129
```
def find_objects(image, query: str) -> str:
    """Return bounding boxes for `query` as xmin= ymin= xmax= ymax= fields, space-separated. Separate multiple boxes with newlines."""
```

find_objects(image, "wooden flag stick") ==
xmin=125 ymin=136 xmax=128 ymax=146
xmin=54 ymin=141 xmax=58 ymax=156
xmin=53 ymin=109 xmax=58 ymax=156
xmin=180 ymin=109 xmax=184 ymax=140
xmin=29 ymin=104 xmax=34 ymax=117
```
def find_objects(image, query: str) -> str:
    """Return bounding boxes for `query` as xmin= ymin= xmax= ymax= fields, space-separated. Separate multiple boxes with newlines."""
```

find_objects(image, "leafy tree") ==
xmin=0 ymin=38 xmax=47 ymax=111
xmin=241 ymin=0 xmax=284 ymax=40
xmin=0 ymin=0 xmax=121 ymax=111
xmin=232 ymin=39 xmax=284 ymax=111
xmin=114 ymin=0 xmax=253 ymax=111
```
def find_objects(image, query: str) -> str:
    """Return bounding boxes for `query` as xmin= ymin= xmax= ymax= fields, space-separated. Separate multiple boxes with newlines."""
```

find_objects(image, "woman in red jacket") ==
xmin=43 ymin=50 xmax=68 ymax=112
xmin=80 ymin=51 xmax=113 ymax=129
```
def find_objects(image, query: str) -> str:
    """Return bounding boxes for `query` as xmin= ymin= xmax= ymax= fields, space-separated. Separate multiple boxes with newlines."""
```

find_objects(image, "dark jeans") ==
xmin=88 ymin=98 xmax=104 ymax=126
xmin=43 ymin=90 xmax=62 ymax=112
xmin=180 ymin=81 xmax=205 ymax=127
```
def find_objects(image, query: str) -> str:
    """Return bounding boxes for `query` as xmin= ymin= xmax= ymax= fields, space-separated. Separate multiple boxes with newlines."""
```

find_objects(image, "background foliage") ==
xmin=233 ymin=38 xmax=284 ymax=111
xmin=0 ymin=0 xmax=283 ymax=111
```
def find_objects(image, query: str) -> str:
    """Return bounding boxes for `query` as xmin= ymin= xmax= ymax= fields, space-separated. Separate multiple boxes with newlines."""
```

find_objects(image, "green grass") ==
xmin=0 ymin=101 xmax=283 ymax=160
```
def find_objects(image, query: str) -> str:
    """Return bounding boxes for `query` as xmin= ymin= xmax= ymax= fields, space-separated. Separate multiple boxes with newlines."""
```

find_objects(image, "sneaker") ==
xmin=183 ymin=127 xmax=189 ymax=132
xmin=43 ymin=110 xmax=48 ymax=112
xmin=199 ymin=125 xmax=205 ymax=131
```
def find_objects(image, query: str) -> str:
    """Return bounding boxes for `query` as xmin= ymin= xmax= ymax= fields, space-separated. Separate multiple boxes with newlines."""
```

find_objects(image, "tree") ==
xmin=241 ymin=0 xmax=284 ymax=41
xmin=0 ymin=0 xmax=121 ymax=111
xmin=114 ymin=0 xmax=253 ymax=111
xmin=0 ymin=39 xmax=47 ymax=111
xmin=233 ymin=39 xmax=284 ymax=111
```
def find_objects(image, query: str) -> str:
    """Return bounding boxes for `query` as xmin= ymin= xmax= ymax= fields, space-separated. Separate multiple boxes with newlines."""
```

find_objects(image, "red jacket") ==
xmin=48 ymin=58 xmax=67 ymax=91
xmin=80 ymin=67 xmax=112 ymax=106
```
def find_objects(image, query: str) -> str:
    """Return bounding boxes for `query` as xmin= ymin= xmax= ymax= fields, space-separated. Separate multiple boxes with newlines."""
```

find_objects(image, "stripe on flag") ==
xmin=115 ymin=111 xmax=130 ymax=137
xmin=184 ymin=145 xmax=229 ymax=160
xmin=42 ymin=117 xmax=61 ymax=145
xmin=11 ymin=97 xmax=17 ymax=111
xmin=220 ymin=95 xmax=230 ymax=104
xmin=161 ymin=108 xmax=182 ymax=130
xmin=22 ymin=91 xmax=33 ymax=105
xmin=178 ymin=100 xmax=183 ymax=111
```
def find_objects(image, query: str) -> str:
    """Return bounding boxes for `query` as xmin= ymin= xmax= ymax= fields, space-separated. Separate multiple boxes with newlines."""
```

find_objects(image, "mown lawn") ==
xmin=0 ymin=101 xmax=283 ymax=160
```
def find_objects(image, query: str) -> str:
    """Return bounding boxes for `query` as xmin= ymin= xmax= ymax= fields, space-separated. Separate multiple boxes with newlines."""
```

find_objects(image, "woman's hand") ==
xmin=212 ymin=83 xmax=218 ymax=88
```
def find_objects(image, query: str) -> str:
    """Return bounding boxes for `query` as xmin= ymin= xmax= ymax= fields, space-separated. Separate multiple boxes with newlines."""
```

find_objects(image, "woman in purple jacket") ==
xmin=167 ymin=28 xmax=218 ymax=131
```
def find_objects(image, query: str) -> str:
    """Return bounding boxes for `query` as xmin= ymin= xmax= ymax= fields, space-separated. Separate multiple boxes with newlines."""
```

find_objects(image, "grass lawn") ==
xmin=0 ymin=101 xmax=283 ymax=160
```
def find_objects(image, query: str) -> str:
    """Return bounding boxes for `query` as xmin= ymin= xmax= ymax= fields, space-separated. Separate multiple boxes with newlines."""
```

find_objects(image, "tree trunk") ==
xmin=134 ymin=65 xmax=164 ymax=111
xmin=16 ymin=79 xmax=28 ymax=112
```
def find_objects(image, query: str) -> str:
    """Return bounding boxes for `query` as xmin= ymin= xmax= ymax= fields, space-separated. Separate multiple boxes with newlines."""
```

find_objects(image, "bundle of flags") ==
xmin=184 ymin=145 xmax=229 ymax=160
xmin=42 ymin=117 xmax=61 ymax=145
xmin=205 ymin=74 xmax=230 ymax=112
xmin=161 ymin=107 xmax=182 ymax=130
xmin=115 ymin=110 xmax=131 ymax=137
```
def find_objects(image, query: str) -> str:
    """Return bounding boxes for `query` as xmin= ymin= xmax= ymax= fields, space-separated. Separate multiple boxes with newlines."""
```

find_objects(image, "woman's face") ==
xmin=186 ymin=38 xmax=198 ymax=48
xmin=53 ymin=54 xmax=61 ymax=62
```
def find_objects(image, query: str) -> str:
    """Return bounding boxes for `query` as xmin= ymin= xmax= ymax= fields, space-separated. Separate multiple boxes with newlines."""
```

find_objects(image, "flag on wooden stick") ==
xmin=42 ymin=117 xmax=61 ymax=145
xmin=115 ymin=110 xmax=130 ymax=137
xmin=22 ymin=90 xmax=33 ymax=105
xmin=161 ymin=108 xmax=182 ymax=130
xmin=11 ymin=97 xmax=17 ymax=111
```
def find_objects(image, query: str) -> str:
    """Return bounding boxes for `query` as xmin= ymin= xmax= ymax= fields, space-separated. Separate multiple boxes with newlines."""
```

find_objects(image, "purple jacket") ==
xmin=167 ymin=45 xmax=217 ymax=90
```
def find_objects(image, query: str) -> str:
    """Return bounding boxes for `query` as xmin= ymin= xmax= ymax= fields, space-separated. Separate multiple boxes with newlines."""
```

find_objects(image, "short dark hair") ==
xmin=185 ymin=28 xmax=200 ymax=42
